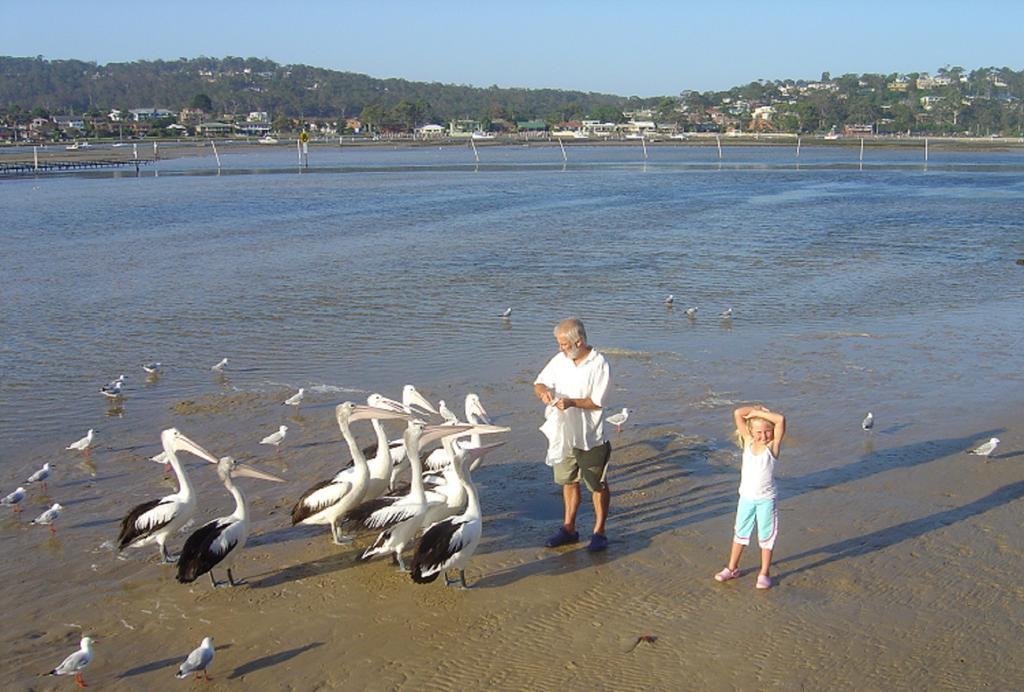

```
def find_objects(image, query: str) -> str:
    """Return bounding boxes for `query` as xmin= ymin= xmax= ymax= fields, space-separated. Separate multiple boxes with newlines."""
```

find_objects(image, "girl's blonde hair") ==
xmin=733 ymin=411 xmax=775 ymax=448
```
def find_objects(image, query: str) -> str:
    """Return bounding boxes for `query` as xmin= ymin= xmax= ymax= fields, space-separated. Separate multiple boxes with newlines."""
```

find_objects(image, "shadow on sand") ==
xmin=229 ymin=642 xmax=322 ymax=679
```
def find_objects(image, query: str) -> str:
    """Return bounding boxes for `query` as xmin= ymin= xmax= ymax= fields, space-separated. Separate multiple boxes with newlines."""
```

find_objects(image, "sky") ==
xmin=3 ymin=1 xmax=1022 ymax=96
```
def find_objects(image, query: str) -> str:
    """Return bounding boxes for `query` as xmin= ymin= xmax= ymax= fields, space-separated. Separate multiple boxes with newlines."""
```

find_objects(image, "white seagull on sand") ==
xmin=47 ymin=636 xmax=94 ymax=688
xmin=438 ymin=400 xmax=460 ymax=424
xmin=283 ymin=388 xmax=305 ymax=407
xmin=967 ymin=437 xmax=1000 ymax=459
xmin=606 ymin=407 xmax=630 ymax=432
xmin=2 ymin=486 xmax=26 ymax=513
xmin=862 ymin=412 xmax=874 ymax=431
xmin=32 ymin=503 xmax=63 ymax=532
xmin=211 ymin=358 xmax=228 ymax=372
xmin=67 ymin=429 xmax=94 ymax=454
xmin=176 ymin=636 xmax=215 ymax=681
xmin=260 ymin=425 xmax=288 ymax=447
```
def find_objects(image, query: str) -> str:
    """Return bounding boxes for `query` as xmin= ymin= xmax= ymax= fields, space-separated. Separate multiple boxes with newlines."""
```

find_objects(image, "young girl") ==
xmin=714 ymin=405 xmax=786 ymax=590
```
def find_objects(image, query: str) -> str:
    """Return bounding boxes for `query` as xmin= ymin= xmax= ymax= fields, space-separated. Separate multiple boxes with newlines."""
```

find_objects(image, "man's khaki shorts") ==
xmin=553 ymin=441 xmax=611 ymax=491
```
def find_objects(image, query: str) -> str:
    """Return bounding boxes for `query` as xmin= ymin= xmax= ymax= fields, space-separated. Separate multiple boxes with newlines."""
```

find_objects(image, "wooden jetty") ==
xmin=0 ymin=157 xmax=152 ymax=176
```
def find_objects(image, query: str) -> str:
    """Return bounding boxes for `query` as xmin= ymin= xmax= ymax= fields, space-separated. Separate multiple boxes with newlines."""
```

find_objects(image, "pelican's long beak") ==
xmin=167 ymin=429 xmax=220 ymax=464
xmin=368 ymin=394 xmax=407 ymax=414
xmin=231 ymin=465 xmax=285 ymax=482
xmin=419 ymin=424 xmax=474 ymax=447
xmin=462 ymin=424 xmax=512 ymax=436
xmin=349 ymin=404 xmax=414 ymax=423
xmin=403 ymin=385 xmax=438 ymax=415
xmin=460 ymin=440 xmax=506 ymax=465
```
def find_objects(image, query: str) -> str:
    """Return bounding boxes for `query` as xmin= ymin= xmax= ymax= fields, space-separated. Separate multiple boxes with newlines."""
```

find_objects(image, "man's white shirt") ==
xmin=534 ymin=348 xmax=610 ymax=451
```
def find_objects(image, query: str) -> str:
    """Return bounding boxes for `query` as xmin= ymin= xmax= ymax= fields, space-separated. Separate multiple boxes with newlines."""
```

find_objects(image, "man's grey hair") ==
xmin=554 ymin=317 xmax=587 ymax=344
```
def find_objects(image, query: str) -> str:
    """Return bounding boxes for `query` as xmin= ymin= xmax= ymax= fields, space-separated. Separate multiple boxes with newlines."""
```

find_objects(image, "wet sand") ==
xmin=2 ymin=367 xmax=1022 ymax=690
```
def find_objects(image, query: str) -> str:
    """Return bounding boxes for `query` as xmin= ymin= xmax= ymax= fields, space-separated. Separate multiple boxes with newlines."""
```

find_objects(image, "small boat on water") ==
xmin=471 ymin=131 xmax=496 ymax=141
xmin=65 ymin=141 xmax=92 ymax=150
xmin=258 ymin=135 xmax=279 ymax=145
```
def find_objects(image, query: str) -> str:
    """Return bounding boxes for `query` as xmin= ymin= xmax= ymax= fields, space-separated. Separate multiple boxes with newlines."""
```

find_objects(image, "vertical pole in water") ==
xmin=470 ymin=137 xmax=479 ymax=163
xmin=796 ymin=136 xmax=801 ymax=158
xmin=296 ymin=138 xmax=302 ymax=164
xmin=558 ymin=137 xmax=567 ymax=162
xmin=924 ymin=137 xmax=929 ymax=162
xmin=33 ymin=145 xmax=39 ymax=171
xmin=211 ymin=140 xmax=221 ymax=170
xmin=154 ymin=141 xmax=159 ymax=160
xmin=303 ymin=140 xmax=309 ymax=169
xmin=133 ymin=143 xmax=138 ymax=161
xmin=641 ymin=136 xmax=648 ymax=160
xmin=716 ymin=135 xmax=723 ymax=160
xmin=859 ymin=138 xmax=864 ymax=161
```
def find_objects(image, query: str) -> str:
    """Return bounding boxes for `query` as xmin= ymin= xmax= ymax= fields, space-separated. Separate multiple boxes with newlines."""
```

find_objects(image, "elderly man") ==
xmin=533 ymin=317 xmax=612 ymax=552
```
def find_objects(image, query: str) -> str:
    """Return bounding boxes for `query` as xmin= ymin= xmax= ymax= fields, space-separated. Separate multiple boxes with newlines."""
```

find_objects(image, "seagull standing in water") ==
xmin=211 ymin=358 xmax=228 ymax=372
xmin=862 ymin=412 xmax=874 ymax=431
xmin=664 ymin=294 xmax=674 ymax=306
xmin=500 ymin=307 xmax=512 ymax=319
xmin=47 ymin=636 xmax=94 ymax=688
xmin=32 ymin=503 xmax=62 ymax=533
xmin=720 ymin=308 xmax=733 ymax=319
xmin=142 ymin=362 xmax=162 ymax=375
xmin=606 ymin=407 xmax=630 ymax=433
xmin=260 ymin=425 xmax=288 ymax=448
xmin=967 ymin=437 xmax=1000 ymax=459
xmin=2 ymin=486 xmax=26 ymax=513
xmin=176 ymin=636 xmax=215 ymax=681
xmin=67 ymin=429 xmax=94 ymax=457
xmin=26 ymin=462 xmax=54 ymax=492
xmin=283 ymin=388 xmax=305 ymax=408
xmin=685 ymin=307 xmax=698 ymax=319
xmin=117 ymin=429 xmax=221 ymax=563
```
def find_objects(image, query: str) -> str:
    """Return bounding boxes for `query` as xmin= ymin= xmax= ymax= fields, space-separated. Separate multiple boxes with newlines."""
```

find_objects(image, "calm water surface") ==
xmin=1 ymin=144 xmax=1022 ymax=463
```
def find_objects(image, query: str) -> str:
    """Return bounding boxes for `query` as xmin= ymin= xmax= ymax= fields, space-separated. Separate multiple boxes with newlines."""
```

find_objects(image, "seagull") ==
xmin=101 ymin=379 xmax=124 ymax=398
xmin=260 ymin=425 xmax=288 ymax=447
xmin=664 ymin=294 xmax=674 ymax=306
xmin=500 ymin=307 xmax=512 ymax=319
xmin=967 ymin=437 xmax=1000 ymax=459
xmin=1 ymin=486 xmax=25 ymax=513
xmin=142 ymin=362 xmax=162 ymax=375
xmin=26 ymin=462 xmax=54 ymax=492
xmin=862 ymin=412 xmax=874 ymax=431
xmin=685 ymin=307 xmax=698 ymax=319
xmin=67 ymin=429 xmax=94 ymax=456
xmin=176 ymin=457 xmax=283 ymax=587
xmin=438 ymin=400 xmax=459 ymax=424
xmin=211 ymin=358 xmax=228 ymax=372
xmin=606 ymin=407 xmax=630 ymax=433
xmin=32 ymin=503 xmax=62 ymax=533
xmin=720 ymin=308 xmax=733 ymax=319
xmin=47 ymin=636 xmax=94 ymax=688
xmin=176 ymin=636 xmax=215 ymax=681
xmin=283 ymin=388 xmax=305 ymax=407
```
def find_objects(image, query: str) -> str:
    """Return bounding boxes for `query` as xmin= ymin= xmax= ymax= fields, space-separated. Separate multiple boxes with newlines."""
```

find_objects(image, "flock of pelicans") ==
xmin=4 ymin=361 xmax=510 ymax=686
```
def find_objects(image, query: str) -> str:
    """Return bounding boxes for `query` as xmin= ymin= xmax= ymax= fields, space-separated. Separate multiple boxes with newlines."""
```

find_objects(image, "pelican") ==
xmin=117 ymin=429 xmax=221 ymax=563
xmin=32 ymin=503 xmax=62 ymax=532
xmin=176 ymin=457 xmax=283 ymax=587
xmin=386 ymin=385 xmax=439 ymax=490
xmin=67 ymin=429 xmax=94 ymax=456
xmin=606 ymin=407 xmax=630 ymax=432
xmin=260 ymin=425 xmax=288 ymax=447
xmin=176 ymin=636 xmax=214 ymax=680
xmin=48 ymin=636 xmax=94 ymax=688
xmin=290 ymin=402 xmax=411 ymax=544
xmin=862 ymin=412 xmax=874 ymax=431
xmin=353 ymin=422 xmax=470 ymax=571
xmin=685 ymin=307 xmax=698 ymax=319
xmin=423 ymin=392 xmax=492 ymax=473
xmin=354 ymin=422 xmax=509 ymax=571
xmin=211 ymin=358 xmax=228 ymax=372
xmin=500 ymin=307 xmax=512 ymax=319
xmin=142 ymin=362 xmax=162 ymax=374
xmin=664 ymin=294 xmax=674 ymax=305
xmin=412 ymin=441 xmax=504 ymax=588
xmin=968 ymin=437 xmax=1000 ymax=459
xmin=2 ymin=486 xmax=25 ymax=513
xmin=283 ymin=388 xmax=305 ymax=407
xmin=26 ymin=462 xmax=54 ymax=491
xmin=720 ymin=308 xmax=733 ymax=319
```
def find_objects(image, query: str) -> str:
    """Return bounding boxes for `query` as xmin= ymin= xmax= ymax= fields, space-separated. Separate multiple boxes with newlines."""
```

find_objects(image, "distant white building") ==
xmin=129 ymin=108 xmax=175 ymax=122
xmin=247 ymin=111 xmax=269 ymax=123
xmin=416 ymin=124 xmax=446 ymax=139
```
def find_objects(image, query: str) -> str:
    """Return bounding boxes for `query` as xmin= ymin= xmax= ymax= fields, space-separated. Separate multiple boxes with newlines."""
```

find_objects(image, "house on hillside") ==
xmin=52 ymin=115 xmax=85 ymax=131
xmin=195 ymin=121 xmax=234 ymax=137
xmin=415 ymin=124 xmax=446 ymax=139
xmin=130 ymin=108 xmax=175 ymax=122
xmin=449 ymin=119 xmax=482 ymax=137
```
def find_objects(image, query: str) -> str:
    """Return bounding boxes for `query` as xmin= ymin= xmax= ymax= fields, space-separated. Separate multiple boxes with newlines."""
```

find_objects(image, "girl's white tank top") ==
xmin=739 ymin=443 xmax=777 ymax=499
